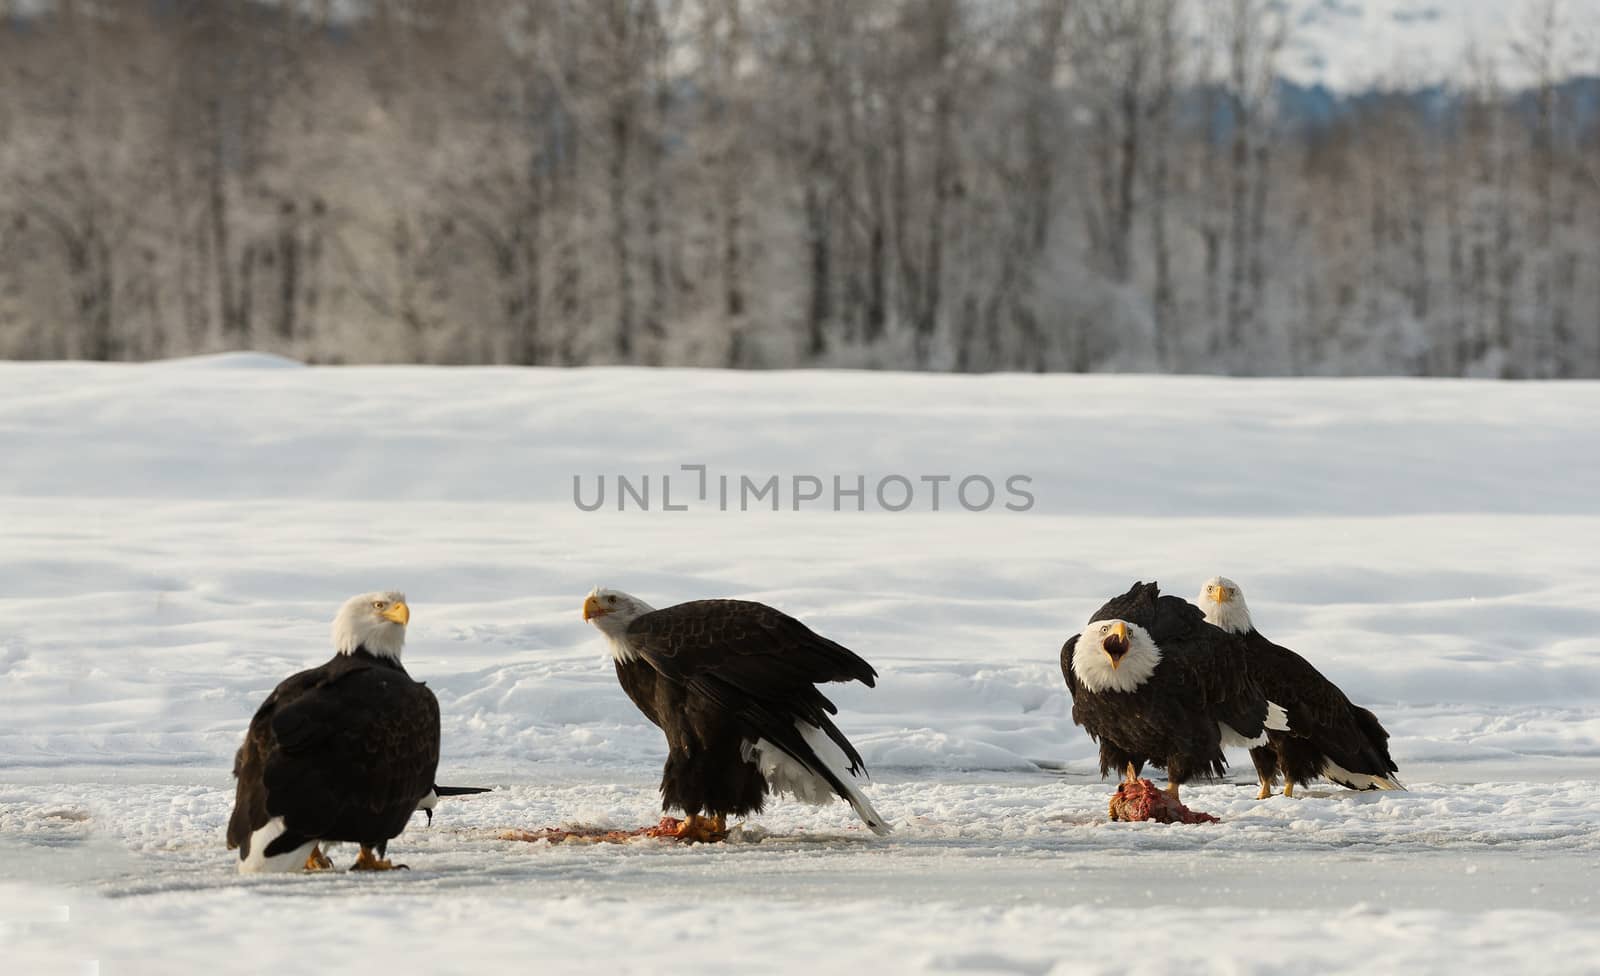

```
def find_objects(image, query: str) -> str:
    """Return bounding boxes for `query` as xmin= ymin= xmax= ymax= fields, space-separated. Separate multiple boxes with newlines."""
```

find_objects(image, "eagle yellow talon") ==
xmin=1283 ymin=780 xmax=1296 ymax=799
xmin=1256 ymin=782 xmax=1273 ymax=801
xmin=675 ymin=814 xmax=729 ymax=844
xmin=303 ymin=845 xmax=334 ymax=871
xmin=350 ymin=846 xmax=408 ymax=871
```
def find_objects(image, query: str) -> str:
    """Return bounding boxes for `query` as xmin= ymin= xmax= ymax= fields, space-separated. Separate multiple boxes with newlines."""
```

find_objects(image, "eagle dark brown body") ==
xmin=589 ymin=592 xmax=888 ymax=839
xmin=228 ymin=649 xmax=440 ymax=864
xmin=613 ymin=655 xmax=768 ymax=818
xmin=1060 ymin=582 xmax=1279 ymax=797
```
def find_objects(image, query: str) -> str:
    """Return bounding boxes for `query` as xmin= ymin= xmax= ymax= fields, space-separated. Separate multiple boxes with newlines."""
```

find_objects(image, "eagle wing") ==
xmin=625 ymin=599 xmax=877 ymax=772
xmin=228 ymin=664 xmax=326 ymax=853
xmin=1149 ymin=593 xmax=1208 ymax=641
xmin=1247 ymin=632 xmax=1399 ymax=779
xmin=1088 ymin=581 xmax=1204 ymax=643
xmin=1061 ymin=632 xmax=1094 ymax=726
xmin=229 ymin=659 xmax=440 ymax=856
xmin=626 ymin=599 xmax=876 ymax=697
xmin=267 ymin=665 xmax=440 ymax=838
xmin=1059 ymin=634 xmax=1079 ymax=701
xmin=1160 ymin=626 xmax=1274 ymax=741
xmin=1087 ymin=581 xmax=1159 ymax=629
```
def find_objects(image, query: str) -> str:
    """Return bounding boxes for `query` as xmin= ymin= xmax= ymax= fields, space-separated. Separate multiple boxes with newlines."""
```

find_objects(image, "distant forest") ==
xmin=2 ymin=0 xmax=1597 ymax=376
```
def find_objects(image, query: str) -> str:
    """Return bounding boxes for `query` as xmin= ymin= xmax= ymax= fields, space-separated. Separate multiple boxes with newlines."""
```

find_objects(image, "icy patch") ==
xmin=4 ymin=778 xmax=1600 ymax=973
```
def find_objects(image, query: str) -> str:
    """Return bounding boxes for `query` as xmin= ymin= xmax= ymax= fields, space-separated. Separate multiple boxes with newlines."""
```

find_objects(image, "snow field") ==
xmin=2 ymin=359 xmax=1599 ymax=973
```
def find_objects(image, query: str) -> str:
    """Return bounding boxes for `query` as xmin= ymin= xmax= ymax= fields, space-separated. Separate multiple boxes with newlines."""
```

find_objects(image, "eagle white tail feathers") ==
xmin=841 ymin=785 xmax=892 ymax=837
xmin=745 ymin=723 xmax=892 ymax=837
xmin=801 ymin=719 xmax=893 ymax=837
xmin=237 ymin=817 xmax=318 ymax=874
xmin=1322 ymin=760 xmax=1407 ymax=791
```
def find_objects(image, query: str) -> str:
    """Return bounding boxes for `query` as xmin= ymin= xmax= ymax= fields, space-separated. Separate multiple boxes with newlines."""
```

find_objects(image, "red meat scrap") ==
xmin=500 ymin=817 xmax=686 ymax=845
xmin=1107 ymin=779 xmax=1220 ymax=824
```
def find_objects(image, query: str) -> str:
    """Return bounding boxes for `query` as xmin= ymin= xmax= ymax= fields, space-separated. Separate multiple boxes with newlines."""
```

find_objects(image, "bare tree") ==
xmin=1218 ymin=0 xmax=1285 ymax=366
xmin=2 ymin=0 xmax=1597 ymax=376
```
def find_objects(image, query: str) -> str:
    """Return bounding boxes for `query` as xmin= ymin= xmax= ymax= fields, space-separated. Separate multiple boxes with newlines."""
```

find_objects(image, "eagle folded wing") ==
xmin=625 ymin=600 xmax=878 ymax=778
xmin=1160 ymin=630 xmax=1277 ymax=739
xmin=626 ymin=600 xmax=875 ymax=692
xmin=1059 ymin=634 xmax=1079 ymax=701
xmin=1257 ymin=643 xmax=1393 ymax=775
xmin=261 ymin=669 xmax=440 ymax=840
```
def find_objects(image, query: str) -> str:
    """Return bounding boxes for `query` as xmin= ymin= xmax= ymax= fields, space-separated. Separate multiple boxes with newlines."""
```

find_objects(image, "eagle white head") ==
xmin=582 ymin=587 xmax=656 ymax=661
xmin=332 ymin=590 xmax=410 ymax=660
xmin=1071 ymin=618 xmax=1162 ymax=694
xmin=1198 ymin=576 xmax=1252 ymax=635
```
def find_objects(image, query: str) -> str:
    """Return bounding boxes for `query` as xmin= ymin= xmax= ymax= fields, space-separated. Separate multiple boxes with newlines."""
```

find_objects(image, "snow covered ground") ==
xmin=2 ymin=358 xmax=1599 ymax=974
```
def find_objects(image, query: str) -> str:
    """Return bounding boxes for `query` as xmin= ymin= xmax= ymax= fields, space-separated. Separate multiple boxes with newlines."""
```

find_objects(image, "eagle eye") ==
xmin=1099 ymin=624 xmax=1109 ymax=634
xmin=607 ymin=596 xmax=617 ymax=605
xmin=373 ymin=601 xmax=386 ymax=610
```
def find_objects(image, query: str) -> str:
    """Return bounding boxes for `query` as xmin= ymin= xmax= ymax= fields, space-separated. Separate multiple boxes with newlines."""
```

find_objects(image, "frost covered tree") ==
xmin=1 ymin=0 xmax=1597 ymax=375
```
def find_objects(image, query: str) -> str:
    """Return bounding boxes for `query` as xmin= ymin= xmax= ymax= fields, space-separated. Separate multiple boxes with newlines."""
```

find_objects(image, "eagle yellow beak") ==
xmin=381 ymin=601 xmax=410 ymax=625
xmin=1104 ymin=620 xmax=1130 ymax=670
xmin=1213 ymin=587 xmax=1231 ymax=603
xmin=582 ymin=595 xmax=605 ymax=621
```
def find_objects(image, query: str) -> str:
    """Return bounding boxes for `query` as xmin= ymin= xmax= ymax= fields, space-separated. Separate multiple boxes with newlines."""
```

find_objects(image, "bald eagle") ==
xmin=227 ymin=592 xmax=440 ymax=872
xmin=1060 ymin=582 xmax=1288 ymax=804
xmin=1198 ymin=577 xmax=1403 ymax=798
xmin=583 ymin=589 xmax=889 ymax=842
